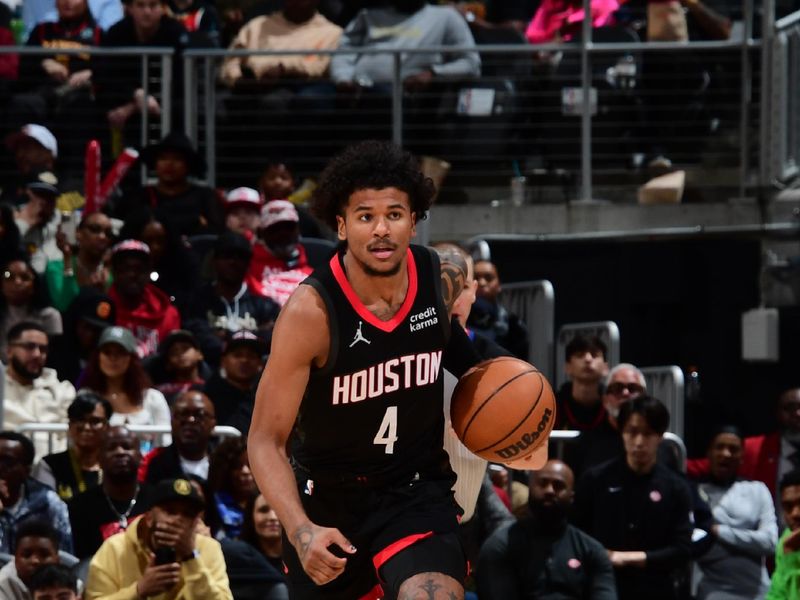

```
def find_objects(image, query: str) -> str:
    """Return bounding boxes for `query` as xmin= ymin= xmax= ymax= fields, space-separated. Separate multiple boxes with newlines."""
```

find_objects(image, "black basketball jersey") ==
xmin=294 ymin=244 xmax=452 ymax=482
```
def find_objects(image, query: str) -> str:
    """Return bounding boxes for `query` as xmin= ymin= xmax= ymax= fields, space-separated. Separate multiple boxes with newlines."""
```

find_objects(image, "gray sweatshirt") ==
xmin=331 ymin=5 xmax=481 ymax=84
xmin=696 ymin=479 xmax=778 ymax=600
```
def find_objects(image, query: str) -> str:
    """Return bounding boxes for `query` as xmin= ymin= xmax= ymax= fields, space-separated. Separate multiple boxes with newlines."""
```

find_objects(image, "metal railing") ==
xmin=642 ymin=365 xmax=686 ymax=438
xmin=15 ymin=422 xmax=241 ymax=455
xmin=499 ymin=280 xmax=555 ymax=381
xmin=181 ymin=35 xmax=764 ymax=201
xmin=0 ymin=46 xmax=173 ymax=182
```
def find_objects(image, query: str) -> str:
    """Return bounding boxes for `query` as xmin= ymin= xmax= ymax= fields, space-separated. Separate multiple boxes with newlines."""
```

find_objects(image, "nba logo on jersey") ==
xmin=304 ymin=479 xmax=314 ymax=496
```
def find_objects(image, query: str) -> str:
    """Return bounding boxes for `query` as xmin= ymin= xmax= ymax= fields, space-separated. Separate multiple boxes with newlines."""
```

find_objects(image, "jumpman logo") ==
xmin=349 ymin=321 xmax=371 ymax=347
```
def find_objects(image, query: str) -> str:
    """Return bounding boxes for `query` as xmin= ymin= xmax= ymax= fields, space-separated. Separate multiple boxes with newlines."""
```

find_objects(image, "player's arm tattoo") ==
xmin=440 ymin=262 xmax=466 ymax=314
xmin=293 ymin=524 xmax=314 ymax=559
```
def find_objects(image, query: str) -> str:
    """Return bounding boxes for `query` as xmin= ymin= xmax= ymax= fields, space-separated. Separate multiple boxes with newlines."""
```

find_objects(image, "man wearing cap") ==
xmin=107 ymin=239 xmax=181 ymax=358
xmin=203 ymin=331 xmax=265 ymax=435
xmin=14 ymin=170 xmax=61 ymax=274
xmin=111 ymin=132 xmax=222 ymax=237
xmin=148 ymin=330 xmax=210 ymax=404
xmin=139 ymin=390 xmax=217 ymax=485
xmin=85 ymin=476 xmax=233 ymax=599
xmin=3 ymin=321 xmax=75 ymax=460
xmin=224 ymin=187 xmax=262 ymax=240
xmin=184 ymin=231 xmax=278 ymax=368
xmin=247 ymin=199 xmax=313 ymax=306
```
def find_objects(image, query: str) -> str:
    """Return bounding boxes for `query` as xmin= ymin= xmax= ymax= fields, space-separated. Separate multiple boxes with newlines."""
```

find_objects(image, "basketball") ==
xmin=451 ymin=357 xmax=556 ymax=467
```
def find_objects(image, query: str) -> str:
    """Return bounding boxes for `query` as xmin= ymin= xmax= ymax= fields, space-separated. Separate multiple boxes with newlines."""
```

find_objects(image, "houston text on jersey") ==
xmin=332 ymin=351 xmax=443 ymax=405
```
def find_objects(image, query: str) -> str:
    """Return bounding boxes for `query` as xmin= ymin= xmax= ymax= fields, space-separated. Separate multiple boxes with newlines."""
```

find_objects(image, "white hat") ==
xmin=260 ymin=199 xmax=299 ymax=229
xmin=20 ymin=124 xmax=58 ymax=157
xmin=225 ymin=187 xmax=262 ymax=210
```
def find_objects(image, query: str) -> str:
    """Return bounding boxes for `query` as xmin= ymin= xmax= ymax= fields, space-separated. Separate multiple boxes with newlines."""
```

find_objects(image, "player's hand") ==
xmin=136 ymin=554 xmax=181 ymax=597
xmin=291 ymin=523 xmax=356 ymax=585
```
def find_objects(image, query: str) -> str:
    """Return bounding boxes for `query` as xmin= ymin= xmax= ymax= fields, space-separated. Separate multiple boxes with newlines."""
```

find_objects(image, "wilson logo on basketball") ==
xmin=494 ymin=408 xmax=553 ymax=460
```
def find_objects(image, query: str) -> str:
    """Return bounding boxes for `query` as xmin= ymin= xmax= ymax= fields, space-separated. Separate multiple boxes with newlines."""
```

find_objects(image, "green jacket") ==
xmin=768 ymin=529 xmax=800 ymax=600
xmin=45 ymin=256 xmax=112 ymax=312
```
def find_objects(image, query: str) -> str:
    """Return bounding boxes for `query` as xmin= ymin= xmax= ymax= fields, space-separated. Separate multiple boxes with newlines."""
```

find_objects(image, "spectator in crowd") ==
xmin=68 ymin=425 xmax=154 ymax=559
xmin=3 ymin=322 xmax=75 ymax=459
xmin=117 ymin=211 xmax=201 ymax=315
xmin=258 ymin=161 xmax=328 ymax=240
xmin=247 ymin=199 xmax=313 ymax=306
xmin=93 ymin=0 xmax=189 ymax=145
xmin=693 ymin=426 xmax=777 ymax=600
xmin=524 ymin=0 xmax=618 ymax=43
xmin=573 ymin=396 xmax=692 ymax=600
xmin=0 ymin=254 xmax=62 ymax=355
xmin=185 ymin=232 xmax=278 ymax=368
xmin=223 ymin=187 xmax=262 ymax=239
xmin=107 ymin=240 xmax=181 ymax=357
xmin=13 ymin=0 xmax=101 ymax=175
xmin=0 ymin=203 xmax=22 ymax=259
xmin=467 ymin=259 xmax=529 ymax=360
xmin=139 ymin=390 xmax=217 ymax=484
xmin=45 ymin=210 xmax=113 ymax=312
xmin=207 ymin=436 xmax=257 ymax=538
xmin=14 ymin=172 xmax=62 ymax=274
xmin=32 ymin=391 xmax=111 ymax=501
xmin=488 ymin=464 xmax=512 ymax=511
xmin=478 ymin=459 xmax=617 ymax=599
xmin=330 ymin=0 xmax=480 ymax=90
xmin=48 ymin=289 xmax=115 ymax=386
xmin=202 ymin=330 xmax=266 ymax=435
xmin=168 ymin=0 xmax=222 ymax=46
xmin=689 ymin=386 xmax=800 ymax=524
xmin=84 ymin=476 xmax=233 ymax=599
xmin=240 ymin=492 xmax=285 ymax=576
xmin=220 ymin=0 xmax=341 ymax=89
xmin=0 ymin=432 xmax=72 ymax=553
xmin=28 ymin=563 xmax=80 ymax=600
xmin=22 ymin=0 xmax=124 ymax=36
xmin=562 ymin=362 xmax=648 ymax=479
xmin=3 ymin=125 xmax=58 ymax=205
xmin=555 ymin=334 xmax=609 ymax=431
xmin=768 ymin=470 xmax=800 ymax=599
xmin=147 ymin=329 xmax=211 ymax=404
xmin=117 ymin=132 xmax=223 ymax=237
xmin=81 ymin=325 xmax=171 ymax=450
xmin=0 ymin=520 xmax=61 ymax=600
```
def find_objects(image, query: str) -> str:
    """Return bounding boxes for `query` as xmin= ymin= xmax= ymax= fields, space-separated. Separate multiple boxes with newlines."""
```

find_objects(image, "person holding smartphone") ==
xmin=84 ymin=476 xmax=233 ymax=599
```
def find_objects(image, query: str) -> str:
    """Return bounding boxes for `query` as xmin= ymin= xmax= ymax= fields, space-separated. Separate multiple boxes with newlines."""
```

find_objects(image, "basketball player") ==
xmin=248 ymin=141 xmax=481 ymax=600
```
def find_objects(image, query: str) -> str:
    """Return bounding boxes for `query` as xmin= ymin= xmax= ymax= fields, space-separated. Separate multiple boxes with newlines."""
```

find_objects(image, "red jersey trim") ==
xmin=329 ymin=248 xmax=418 ymax=333
xmin=372 ymin=531 xmax=433 ymax=571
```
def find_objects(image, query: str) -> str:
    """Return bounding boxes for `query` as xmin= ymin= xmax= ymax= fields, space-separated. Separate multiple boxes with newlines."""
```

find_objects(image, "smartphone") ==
xmin=154 ymin=546 xmax=177 ymax=565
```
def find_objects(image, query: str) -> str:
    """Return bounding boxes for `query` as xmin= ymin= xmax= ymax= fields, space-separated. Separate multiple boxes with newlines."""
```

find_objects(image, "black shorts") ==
xmin=283 ymin=471 xmax=466 ymax=600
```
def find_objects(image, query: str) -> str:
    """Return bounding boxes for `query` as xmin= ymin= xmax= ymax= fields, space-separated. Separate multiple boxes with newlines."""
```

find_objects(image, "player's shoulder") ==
xmin=279 ymin=283 xmax=329 ymax=327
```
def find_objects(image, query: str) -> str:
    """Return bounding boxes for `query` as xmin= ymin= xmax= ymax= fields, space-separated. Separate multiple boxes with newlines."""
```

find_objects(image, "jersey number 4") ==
xmin=373 ymin=406 xmax=399 ymax=454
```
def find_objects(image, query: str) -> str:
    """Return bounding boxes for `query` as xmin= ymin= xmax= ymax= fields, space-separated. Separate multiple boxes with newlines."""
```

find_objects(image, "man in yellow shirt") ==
xmin=84 ymin=477 xmax=233 ymax=600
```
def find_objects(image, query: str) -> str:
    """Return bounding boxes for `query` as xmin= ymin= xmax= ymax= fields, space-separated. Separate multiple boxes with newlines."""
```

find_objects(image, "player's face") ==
xmin=708 ymin=432 xmax=742 ymax=483
xmin=621 ymin=413 xmax=661 ymax=473
xmin=337 ymin=188 xmax=416 ymax=277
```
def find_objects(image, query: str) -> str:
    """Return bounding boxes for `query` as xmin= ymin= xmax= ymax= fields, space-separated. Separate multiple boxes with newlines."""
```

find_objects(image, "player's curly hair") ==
xmin=311 ymin=140 xmax=436 ymax=230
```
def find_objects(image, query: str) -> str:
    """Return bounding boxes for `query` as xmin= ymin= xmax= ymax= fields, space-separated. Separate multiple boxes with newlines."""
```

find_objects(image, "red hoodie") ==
xmin=246 ymin=242 xmax=313 ymax=306
xmin=109 ymin=283 xmax=181 ymax=357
